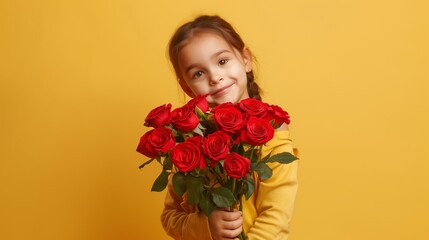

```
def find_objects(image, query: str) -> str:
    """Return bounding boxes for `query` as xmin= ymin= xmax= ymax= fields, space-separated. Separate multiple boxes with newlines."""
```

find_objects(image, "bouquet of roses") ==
xmin=136 ymin=96 xmax=298 ymax=231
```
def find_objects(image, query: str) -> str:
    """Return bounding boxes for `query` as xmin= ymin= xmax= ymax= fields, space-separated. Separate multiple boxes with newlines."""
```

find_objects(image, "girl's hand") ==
xmin=208 ymin=208 xmax=243 ymax=240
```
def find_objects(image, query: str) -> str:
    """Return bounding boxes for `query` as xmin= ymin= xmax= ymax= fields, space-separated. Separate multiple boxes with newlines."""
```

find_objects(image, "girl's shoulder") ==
xmin=275 ymin=123 xmax=289 ymax=131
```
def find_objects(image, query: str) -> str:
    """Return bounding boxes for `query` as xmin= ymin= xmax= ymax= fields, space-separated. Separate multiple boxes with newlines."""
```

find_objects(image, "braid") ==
xmin=246 ymin=71 xmax=262 ymax=100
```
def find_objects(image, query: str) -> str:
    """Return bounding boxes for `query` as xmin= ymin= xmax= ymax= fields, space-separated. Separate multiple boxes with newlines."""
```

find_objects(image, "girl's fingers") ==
xmin=229 ymin=227 xmax=243 ymax=238
xmin=222 ymin=211 xmax=242 ymax=221
xmin=224 ymin=217 xmax=243 ymax=230
xmin=220 ymin=227 xmax=243 ymax=239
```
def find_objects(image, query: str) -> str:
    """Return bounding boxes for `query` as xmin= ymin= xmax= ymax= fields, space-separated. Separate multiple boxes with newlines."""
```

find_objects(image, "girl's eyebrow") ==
xmin=185 ymin=49 xmax=231 ymax=74
xmin=211 ymin=49 xmax=231 ymax=59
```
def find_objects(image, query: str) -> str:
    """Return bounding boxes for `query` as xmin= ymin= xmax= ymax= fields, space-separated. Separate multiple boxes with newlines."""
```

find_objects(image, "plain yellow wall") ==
xmin=1 ymin=0 xmax=428 ymax=239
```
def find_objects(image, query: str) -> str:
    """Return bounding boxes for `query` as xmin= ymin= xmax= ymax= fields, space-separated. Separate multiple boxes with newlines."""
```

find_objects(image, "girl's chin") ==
xmin=208 ymin=98 xmax=238 ymax=107
xmin=207 ymin=90 xmax=248 ymax=106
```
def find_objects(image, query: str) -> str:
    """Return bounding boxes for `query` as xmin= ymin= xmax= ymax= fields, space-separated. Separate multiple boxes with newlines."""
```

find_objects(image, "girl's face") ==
xmin=178 ymin=32 xmax=252 ymax=107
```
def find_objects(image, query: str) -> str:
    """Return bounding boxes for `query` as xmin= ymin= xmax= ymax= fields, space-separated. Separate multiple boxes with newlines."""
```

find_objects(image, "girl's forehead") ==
xmin=182 ymin=32 xmax=230 ymax=49
xmin=178 ymin=32 xmax=240 ymax=59
xmin=178 ymin=35 xmax=224 ymax=67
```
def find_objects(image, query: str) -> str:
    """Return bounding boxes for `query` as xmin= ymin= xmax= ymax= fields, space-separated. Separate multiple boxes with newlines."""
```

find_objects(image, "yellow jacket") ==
xmin=161 ymin=130 xmax=299 ymax=240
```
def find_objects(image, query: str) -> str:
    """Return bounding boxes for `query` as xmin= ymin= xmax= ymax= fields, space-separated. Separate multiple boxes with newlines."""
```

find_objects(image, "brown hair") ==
xmin=168 ymin=15 xmax=262 ymax=100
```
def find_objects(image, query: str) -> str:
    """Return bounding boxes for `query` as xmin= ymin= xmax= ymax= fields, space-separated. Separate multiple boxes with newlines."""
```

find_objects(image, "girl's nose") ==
xmin=209 ymin=75 xmax=223 ymax=85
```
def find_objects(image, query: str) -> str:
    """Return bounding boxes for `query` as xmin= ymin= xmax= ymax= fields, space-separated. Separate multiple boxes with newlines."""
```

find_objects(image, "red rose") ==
xmin=266 ymin=105 xmax=291 ymax=126
xmin=241 ymin=116 xmax=274 ymax=145
xmin=212 ymin=102 xmax=235 ymax=112
xmin=186 ymin=135 xmax=203 ymax=148
xmin=136 ymin=127 xmax=176 ymax=158
xmin=171 ymin=104 xmax=200 ymax=132
xmin=213 ymin=106 xmax=244 ymax=135
xmin=224 ymin=152 xmax=250 ymax=179
xmin=171 ymin=137 xmax=206 ymax=172
xmin=202 ymin=131 xmax=231 ymax=161
xmin=187 ymin=95 xmax=209 ymax=113
xmin=144 ymin=103 xmax=172 ymax=128
xmin=238 ymin=98 xmax=269 ymax=118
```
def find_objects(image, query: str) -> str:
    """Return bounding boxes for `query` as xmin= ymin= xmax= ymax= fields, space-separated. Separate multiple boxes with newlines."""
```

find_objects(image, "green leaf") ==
xmin=245 ymin=147 xmax=259 ymax=163
xmin=243 ymin=148 xmax=250 ymax=158
xmin=174 ymin=134 xmax=185 ymax=143
xmin=242 ymin=178 xmax=255 ymax=200
xmin=224 ymin=178 xmax=234 ymax=190
xmin=139 ymin=158 xmax=155 ymax=169
xmin=260 ymin=151 xmax=272 ymax=163
xmin=186 ymin=176 xmax=204 ymax=205
xmin=195 ymin=106 xmax=207 ymax=119
xmin=172 ymin=172 xmax=186 ymax=196
xmin=193 ymin=123 xmax=205 ymax=136
xmin=155 ymin=156 xmax=162 ymax=165
xmin=200 ymin=119 xmax=217 ymax=134
xmin=234 ymin=181 xmax=243 ymax=197
xmin=163 ymin=156 xmax=172 ymax=171
xmin=200 ymin=191 xmax=215 ymax=216
xmin=212 ymin=164 xmax=225 ymax=185
xmin=266 ymin=152 xmax=299 ymax=164
xmin=250 ymin=162 xmax=257 ymax=172
xmin=213 ymin=162 xmax=222 ymax=173
xmin=211 ymin=186 xmax=236 ymax=208
xmin=151 ymin=171 xmax=170 ymax=192
xmin=236 ymin=143 xmax=245 ymax=156
xmin=196 ymin=166 xmax=208 ymax=177
xmin=254 ymin=162 xmax=272 ymax=180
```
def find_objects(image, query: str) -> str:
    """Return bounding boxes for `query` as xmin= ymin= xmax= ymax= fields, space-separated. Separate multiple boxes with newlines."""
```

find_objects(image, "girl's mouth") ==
xmin=210 ymin=84 xmax=234 ymax=97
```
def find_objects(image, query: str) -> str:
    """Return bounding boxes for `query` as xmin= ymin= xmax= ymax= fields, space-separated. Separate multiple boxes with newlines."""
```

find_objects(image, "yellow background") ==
xmin=1 ymin=0 xmax=428 ymax=239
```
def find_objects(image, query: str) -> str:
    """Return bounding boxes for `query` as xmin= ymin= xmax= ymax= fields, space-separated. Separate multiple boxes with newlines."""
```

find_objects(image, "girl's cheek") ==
xmin=190 ymin=85 xmax=205 ymax=95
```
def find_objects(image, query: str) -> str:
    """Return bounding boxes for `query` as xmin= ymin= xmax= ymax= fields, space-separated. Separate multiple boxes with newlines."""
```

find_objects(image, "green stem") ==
xmin=238 ymin=197 xmax=245 ymax=240
xmin=239 ymin=229 xmax=245 ymax=239
xmin=230 ymin=178 xmax=236 ymax=212
xmin=230 ymin=179 xmax=245 ymax=240
xmin=249 ymin=147 xmax=255 ymax=162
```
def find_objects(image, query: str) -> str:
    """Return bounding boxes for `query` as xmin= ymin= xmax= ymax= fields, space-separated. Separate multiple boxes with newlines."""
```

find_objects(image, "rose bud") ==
xmin=187 ymin=94 xmax=209 ymax=113
xmin=144 ymin=103 xmax=172 ymax=128
xmin=266 ymin=104 xmax=291 ymax=126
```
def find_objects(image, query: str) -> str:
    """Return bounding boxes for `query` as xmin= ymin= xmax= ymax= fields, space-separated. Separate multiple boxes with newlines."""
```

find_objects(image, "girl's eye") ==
xmin=219 ymin=59 xmax=229 ymax=65
xmin=192 ymin=71 xmax=204 ymax=79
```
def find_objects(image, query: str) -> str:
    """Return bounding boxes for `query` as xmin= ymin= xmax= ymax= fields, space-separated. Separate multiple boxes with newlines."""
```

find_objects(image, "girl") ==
xmin=160 ymin=15 xmax=299 ymax=240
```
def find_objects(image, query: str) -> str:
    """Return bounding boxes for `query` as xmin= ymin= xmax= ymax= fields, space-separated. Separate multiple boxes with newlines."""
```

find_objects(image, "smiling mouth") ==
xmin=210 ymin=84 xmax=234 ymax=97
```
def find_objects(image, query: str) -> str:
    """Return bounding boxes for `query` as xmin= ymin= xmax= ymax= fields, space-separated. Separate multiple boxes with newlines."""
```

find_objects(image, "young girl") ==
xmin=160 ymin=15 xmax=299 ymax=240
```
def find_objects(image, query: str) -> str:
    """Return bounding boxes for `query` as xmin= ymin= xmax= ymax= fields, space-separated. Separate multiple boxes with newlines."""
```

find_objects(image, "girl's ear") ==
xmin=242 ymin=48 xmax=253 ymax=73
xmin=178 ymin=79 xmax=196 ymax=98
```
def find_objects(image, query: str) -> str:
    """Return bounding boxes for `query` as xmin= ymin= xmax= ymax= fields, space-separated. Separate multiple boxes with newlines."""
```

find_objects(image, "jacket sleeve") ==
xmin=160 ymin=174 xmax=214 ymax=240
xmin=247 ymin=130 xmax=299 ymax=240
